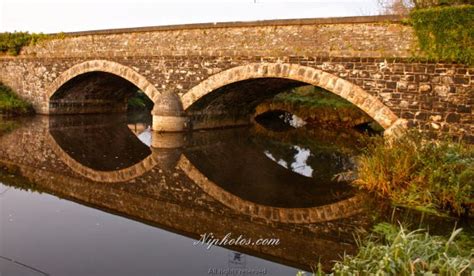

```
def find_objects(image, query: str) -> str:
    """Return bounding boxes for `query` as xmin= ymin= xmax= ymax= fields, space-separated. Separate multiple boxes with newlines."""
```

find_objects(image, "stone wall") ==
xmin=20 ymin=16 xmax=415 ymax=59
xmin=0 ymin=16 xmax=472 ymax=141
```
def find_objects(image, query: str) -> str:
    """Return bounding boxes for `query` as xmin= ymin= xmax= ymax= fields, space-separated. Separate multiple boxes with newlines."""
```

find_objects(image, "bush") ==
xmin=354 ymin=131 xmax=473 ymax=216
xmin=332 ymin=223 xmax=473 ymax=275
xmin=410 ymin=5 xmax=474 ymax=65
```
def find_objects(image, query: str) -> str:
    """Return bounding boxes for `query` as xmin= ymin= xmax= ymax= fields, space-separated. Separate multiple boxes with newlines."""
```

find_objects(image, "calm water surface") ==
xmin=0 ymin=113 xmax=466 ymax=275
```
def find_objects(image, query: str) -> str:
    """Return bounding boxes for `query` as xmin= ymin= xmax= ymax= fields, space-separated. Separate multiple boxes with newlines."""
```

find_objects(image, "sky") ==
xmin=0 ymin=0 xmax=381 ymax=33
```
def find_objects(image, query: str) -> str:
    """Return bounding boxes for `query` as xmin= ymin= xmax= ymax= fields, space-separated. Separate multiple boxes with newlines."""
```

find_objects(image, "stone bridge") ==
xmin=0 ymin=15 xmax=472 ymax=141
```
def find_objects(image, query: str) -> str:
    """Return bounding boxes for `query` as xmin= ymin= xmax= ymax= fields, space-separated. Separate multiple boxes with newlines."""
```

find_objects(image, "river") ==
xmin=0 ymin=112 xmax=467 ymax=275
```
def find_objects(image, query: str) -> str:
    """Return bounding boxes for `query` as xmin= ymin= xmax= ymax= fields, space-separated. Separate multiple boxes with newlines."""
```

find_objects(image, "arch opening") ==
xmin=185 ymin=78 xmax=381 ymax=134
xmin=180 ymin=63 xmax=406 ymax=136
xmin=185 ymin=77 xmax=306 ymax=130
xmin=47 ymin=60 xmax=159 ymax=116
xmin=49 ymin=71 xmax=153 ymax=115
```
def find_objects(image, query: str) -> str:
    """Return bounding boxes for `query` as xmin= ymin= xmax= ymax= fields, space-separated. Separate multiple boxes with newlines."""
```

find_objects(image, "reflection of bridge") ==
xmin=178 ymin=155 xmax=364 ymax=224
xmin=1 ymin=16 xmax=472 ymax=140
xmin=0 ymin=116 xmax=373 ymax=270
xmin=45 ymin=115 xmax=365 ymax=223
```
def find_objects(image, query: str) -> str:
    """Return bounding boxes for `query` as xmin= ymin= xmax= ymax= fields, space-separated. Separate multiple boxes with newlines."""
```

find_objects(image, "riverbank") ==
xmin=354 ymin=131 xmax=473 ymax=217
xmin=300 ymin=202 xmax=474 ymax=275
xmin=302 ymin=122 xmax=473 ymax=274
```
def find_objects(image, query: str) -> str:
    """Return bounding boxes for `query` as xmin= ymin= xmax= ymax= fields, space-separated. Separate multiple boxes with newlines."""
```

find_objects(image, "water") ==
xmin=0 ymin=113 xmax=465 ymax=275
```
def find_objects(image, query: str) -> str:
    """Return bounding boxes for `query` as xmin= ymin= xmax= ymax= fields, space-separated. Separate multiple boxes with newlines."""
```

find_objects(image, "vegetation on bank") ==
xmin=409 ymin=4 xmax=474 ymax=65
xmin=274 ymin=86 xmax=357 ymax=109
xmin=354 ymin=131 xmax=473 ymax=216
xmin=267 ymin=86 xmax=381 ymax=130
xmin=0 ymin=83 xmax=33 ymax=115
xmin=326 ymin=223 xmax=472 ymax=275
xmin=0 ymin=32 xmax=53 ymax=55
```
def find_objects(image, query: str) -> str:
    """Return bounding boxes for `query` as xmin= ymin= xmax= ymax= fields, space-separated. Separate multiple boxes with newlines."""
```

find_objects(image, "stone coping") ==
xmin=52 ymin=15 xmax=404 ymax=36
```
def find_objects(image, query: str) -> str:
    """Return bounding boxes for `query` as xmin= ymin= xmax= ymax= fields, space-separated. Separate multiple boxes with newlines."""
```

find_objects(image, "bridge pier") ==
xmin=151 ymin=92 xmax=189 ymax=132
xmin=152 ymin=115 xmax=189 ymax=132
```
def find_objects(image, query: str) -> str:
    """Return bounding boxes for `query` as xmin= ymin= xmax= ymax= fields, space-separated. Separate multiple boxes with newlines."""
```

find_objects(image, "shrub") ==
xmin=354 ymin=131 xmax=473 ymax=216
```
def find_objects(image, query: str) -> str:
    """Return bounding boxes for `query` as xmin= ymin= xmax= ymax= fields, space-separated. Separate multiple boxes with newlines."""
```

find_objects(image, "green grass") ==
xmin=0 ymin=83 xmax=33 ymax=115
xmin=354 ymin=131 xmax=473 ymax=216
xmin=332 ymin=223 xmax=473 ymax=275
xmin=273 ymin=86 xmax=357 ymax=109
xmin=299 ymin=223 xmax=473 ymax=275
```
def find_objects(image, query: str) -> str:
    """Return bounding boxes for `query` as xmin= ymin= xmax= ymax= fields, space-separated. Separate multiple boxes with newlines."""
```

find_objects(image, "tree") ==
xmin=377 ymin=0 xmax=473 ymax=15
xmin=377 ymin=0 xmax=415 ymax=14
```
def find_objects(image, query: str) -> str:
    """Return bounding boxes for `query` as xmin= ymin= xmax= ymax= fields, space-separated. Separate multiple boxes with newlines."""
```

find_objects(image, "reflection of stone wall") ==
xmin=0 ymin=16 xmax=471 ymax=140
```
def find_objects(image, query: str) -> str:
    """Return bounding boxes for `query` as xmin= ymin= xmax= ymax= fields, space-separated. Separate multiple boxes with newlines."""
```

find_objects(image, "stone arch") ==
xmin=46 ymin=60 xmax=160 ymax=113
xmin=178 ymin=155 xmax=365 ymax=223
xmin=45 ymin=132 xmax=161 ymax=183
xmin=181 ymin=63 xmax=407 ymax=136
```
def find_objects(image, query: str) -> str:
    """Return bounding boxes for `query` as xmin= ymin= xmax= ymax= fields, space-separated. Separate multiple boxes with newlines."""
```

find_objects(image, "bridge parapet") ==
xmin=18 ymin=15 xmax=414 ymax=59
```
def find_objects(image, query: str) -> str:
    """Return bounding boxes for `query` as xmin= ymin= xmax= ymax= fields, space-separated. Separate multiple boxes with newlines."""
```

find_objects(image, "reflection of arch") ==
xmin=45 ymin=132 xmax=161 ymax=183
xmin=178 ymin=155 xmax=364 ymax=223
xmin=46 ymin=60 xmax=160 ymax=112
xmin=181 ymin=63 xmax=407 ymax=135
